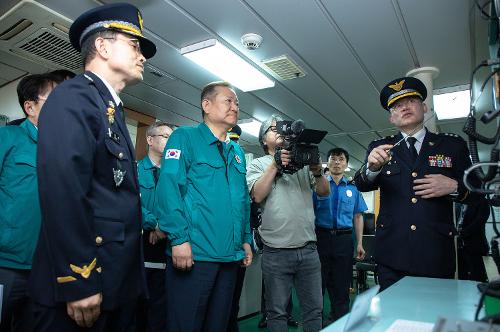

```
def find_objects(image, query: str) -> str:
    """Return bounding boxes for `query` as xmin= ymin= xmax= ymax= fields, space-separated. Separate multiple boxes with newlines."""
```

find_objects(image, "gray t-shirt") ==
xmin=246 ymin=155 xmax=316 ymax=248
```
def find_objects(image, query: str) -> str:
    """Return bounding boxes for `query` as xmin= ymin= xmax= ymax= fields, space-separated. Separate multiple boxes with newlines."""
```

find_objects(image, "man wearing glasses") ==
xmin=247 ymin=114 xmax=329 ymax=331
xmin=0 ymin=73 xmax=57 ymax=332
xmin=136 ymin=121 xmax=172 ymax=332
xmin=355 ymin=77 xmax=478 ymax=290
xmin=30 ymin=3 xmax=156 ymax=331
xmin=155 ymin=81 xmax=252 ymax=331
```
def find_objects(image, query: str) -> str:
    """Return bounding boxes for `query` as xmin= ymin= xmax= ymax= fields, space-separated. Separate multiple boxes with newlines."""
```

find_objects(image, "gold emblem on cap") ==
xmin=388 ymin=79 xmax=405 ymax=92
xmin=138 ymin=11 xmax=144 ymax=31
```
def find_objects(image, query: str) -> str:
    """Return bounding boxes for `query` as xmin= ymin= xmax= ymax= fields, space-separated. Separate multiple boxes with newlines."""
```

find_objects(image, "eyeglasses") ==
xmin=389 ymin=97 xmax=420 ymax=113
xmin=151 ymin=134 xmax=170 ymax=139
xmin=265 ymin=126 xmax=277 ymax=134
xmin=103 ymin=36 xmax=142 ymax=54
xmin=328 ymin=157 xmax=346 ymax=163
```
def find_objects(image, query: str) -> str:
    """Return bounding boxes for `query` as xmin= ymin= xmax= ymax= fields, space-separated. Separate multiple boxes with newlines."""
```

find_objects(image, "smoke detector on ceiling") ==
xmin=241 ymin=33 xmax=262 ymax=50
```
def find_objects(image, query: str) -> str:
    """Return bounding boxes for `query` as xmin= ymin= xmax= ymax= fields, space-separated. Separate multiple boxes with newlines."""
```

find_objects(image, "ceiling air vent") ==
xmin=0 ymin=0 xmax=78 ymax=71
xmin=13 ymin=29 xmax=82 ymax=71
xmin=0 ymin=19 xmax=32 ymax=41
xmin=262 ymin=55 xmax=306 ymax=80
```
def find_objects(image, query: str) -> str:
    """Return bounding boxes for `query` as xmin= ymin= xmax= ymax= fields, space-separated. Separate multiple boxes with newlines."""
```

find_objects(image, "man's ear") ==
xmin=201 ymin=99 xmax=210 ymax=116
xmin=388 ymin=112 xmax=396 ymax=125
xmin=146 ymin=135 xmax=154 ymax=146
xmin=23 ymin=100 xmax=33 ymax=116
xmin=422 ymin=102 xmax=429 ymax=114
xmin=94 ymin=37 xmax=110 ymax=59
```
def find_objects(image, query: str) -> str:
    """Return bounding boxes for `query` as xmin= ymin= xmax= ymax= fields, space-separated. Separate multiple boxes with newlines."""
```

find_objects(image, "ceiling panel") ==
xmin=400 ymin=0 xmax=471 ymax=88
xmin=322 ymin=0 xmax=414 ymax=88
xmin=245 ymin=0 xmax=384 ymax=128
xmin=0 ymin=62 xmax=27 ymax=82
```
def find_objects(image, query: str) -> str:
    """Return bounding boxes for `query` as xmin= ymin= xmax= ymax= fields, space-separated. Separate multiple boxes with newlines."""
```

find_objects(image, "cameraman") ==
xmin=247 ymin=114 xmax=329 ymax=332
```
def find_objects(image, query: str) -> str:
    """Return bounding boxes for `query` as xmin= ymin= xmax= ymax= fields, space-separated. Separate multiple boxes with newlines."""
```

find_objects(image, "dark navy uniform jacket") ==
xmin=355 ymin=130 xmax=477 ymax=277
xmin=30 ymin=72 xmax=147 ymax=310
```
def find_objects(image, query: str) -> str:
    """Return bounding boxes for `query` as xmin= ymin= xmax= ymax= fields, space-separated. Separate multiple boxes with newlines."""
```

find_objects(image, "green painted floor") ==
xmin=237 ymin=280 xmax=374 ymax=332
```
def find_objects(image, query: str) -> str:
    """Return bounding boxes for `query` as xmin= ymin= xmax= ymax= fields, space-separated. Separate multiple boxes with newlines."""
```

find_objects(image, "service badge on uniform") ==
xmin=428 ymin=154 xmax=452 ymax=168
xmin=235 ymin=155 xmax=241 ymax=164
xmin=107 ymin=101 xmax=116 ymax=125
xmin=113 ymin=168 xmax=126 ymax=187
xmin=346 ymin=189 xmax=353 ymax=197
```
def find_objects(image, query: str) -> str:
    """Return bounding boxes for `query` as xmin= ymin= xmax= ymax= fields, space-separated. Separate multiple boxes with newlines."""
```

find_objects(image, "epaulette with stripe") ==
xmin=438 ymin=132 xmax=465 ymax=140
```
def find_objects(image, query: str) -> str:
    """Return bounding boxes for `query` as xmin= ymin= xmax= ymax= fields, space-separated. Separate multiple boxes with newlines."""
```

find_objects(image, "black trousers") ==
xmin=457 ymin=248 xmax=488 ymax=282
xmin=316 ymin=229 xmax=353 ymax=321
xmin=0 ymin=267 xmax=33 ymax=332
xmin=227 ymin=266 xmax=246 ymax=332
xmin=136 ymin=267 xmax=167 ymax=332
xmin=32 ymin=301 xmax=137 ymax=332
xmin=165 ymin=258 xmax=238 ymax=332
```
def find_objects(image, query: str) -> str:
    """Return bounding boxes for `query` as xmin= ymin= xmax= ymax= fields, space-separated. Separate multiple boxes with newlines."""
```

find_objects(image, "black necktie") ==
xmin=116 ymin=102 xmax=125 ymax=121
xmin=152 ymin=167 xmax=159 ymax=185
xmin=407 ymin=137 xmax=418 ymax=163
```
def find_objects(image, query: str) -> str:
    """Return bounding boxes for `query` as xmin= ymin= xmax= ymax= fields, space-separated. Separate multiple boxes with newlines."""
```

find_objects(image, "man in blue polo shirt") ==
xmin=313 ymin=148 xmax=367 ymax=322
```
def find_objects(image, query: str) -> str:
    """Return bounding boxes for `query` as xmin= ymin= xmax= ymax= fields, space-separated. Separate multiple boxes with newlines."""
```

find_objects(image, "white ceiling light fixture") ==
xmin=238 ymin=119 xmax=262 ymax=137
xmin=180 ymin=39 xmax=275 ymax=92
xmin=433 ymin=85 xmax=470 ymax=120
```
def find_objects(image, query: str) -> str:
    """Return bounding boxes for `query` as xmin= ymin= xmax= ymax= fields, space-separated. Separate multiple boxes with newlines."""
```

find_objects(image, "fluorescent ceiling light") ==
xmin=238 ymin=119 xmax=262 ymax=137
xmin=433 ymin=85 xmax=470 ymax=120
xmin=181 ymin=39 xmax=275 ymax=92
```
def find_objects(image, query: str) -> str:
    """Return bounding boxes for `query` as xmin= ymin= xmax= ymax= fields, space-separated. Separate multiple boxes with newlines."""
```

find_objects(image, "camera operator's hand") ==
xmin=310 ymin=163 xmax=322 ymax=176
xmin=276 ymin=149 xmax=291 ymax=167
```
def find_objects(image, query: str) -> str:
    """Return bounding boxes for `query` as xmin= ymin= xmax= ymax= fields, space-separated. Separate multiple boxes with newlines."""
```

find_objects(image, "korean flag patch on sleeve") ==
xmin=165 ymin=149 xmax=181 ymax=160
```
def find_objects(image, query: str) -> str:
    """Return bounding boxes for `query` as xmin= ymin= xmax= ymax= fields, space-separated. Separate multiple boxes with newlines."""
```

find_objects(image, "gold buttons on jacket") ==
xmin=95 ymin=236 xmax=103 ymax=245
xmin=118 ymin=152 xmax=124 ymax=160
xmin=411 ymin=172 xmax=418 ymax=178
xmin=411 ymin=225 xmax=417 ymax=231
xmin=411 ymin=197 xmax=417 ymax=204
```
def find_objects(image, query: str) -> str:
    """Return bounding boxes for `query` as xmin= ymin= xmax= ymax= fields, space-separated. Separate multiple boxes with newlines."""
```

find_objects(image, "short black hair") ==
xmin=327 ymin=147 xmax=349 ymax=164
xmin=80 ymin=30 xmax=116 ymax=66
xmin=49 ymin=69 xmax=76 ymax=83
xmin=200 ymin=81 xmax=232 ymax=118
xmin=16 ymin=74 xmax=55 ymax=117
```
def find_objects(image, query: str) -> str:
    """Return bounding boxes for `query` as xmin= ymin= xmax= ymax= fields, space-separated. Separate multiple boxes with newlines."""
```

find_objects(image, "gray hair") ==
xmin=146 ymin=121 xmax=172 ymax=139
xmin=259 ymin=114 xmax=284 ymax=153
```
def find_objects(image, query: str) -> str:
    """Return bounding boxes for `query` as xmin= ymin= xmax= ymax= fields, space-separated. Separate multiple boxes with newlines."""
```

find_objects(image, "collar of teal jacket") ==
xmin=141 ymin=155 xmax=157 ymax=170
xmin=199 ymin=122 xmax=229 ymax=146
xmin=19 ymin=119 xmax=38 ymax=143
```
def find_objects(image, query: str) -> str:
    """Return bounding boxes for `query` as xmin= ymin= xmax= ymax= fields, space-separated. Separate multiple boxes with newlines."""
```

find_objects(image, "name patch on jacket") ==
xmin=428 ymin=154 xmax=452 ymax=168
xmin=165 ymin=149 xmax=181 ymax=160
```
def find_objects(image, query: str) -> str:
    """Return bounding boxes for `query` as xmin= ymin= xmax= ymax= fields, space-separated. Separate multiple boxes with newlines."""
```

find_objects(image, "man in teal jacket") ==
xmin=155 ymin=81 xmax=252 ymax=331
xmin=0 ymin=73 xmax=56 ymax=331
xmin=136 ymin=121 xmax=172 ymax=332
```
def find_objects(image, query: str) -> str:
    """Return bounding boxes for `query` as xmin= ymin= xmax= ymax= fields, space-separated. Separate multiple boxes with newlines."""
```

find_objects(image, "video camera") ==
xmin=274 ymin=119 xmax=327 ymax=174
